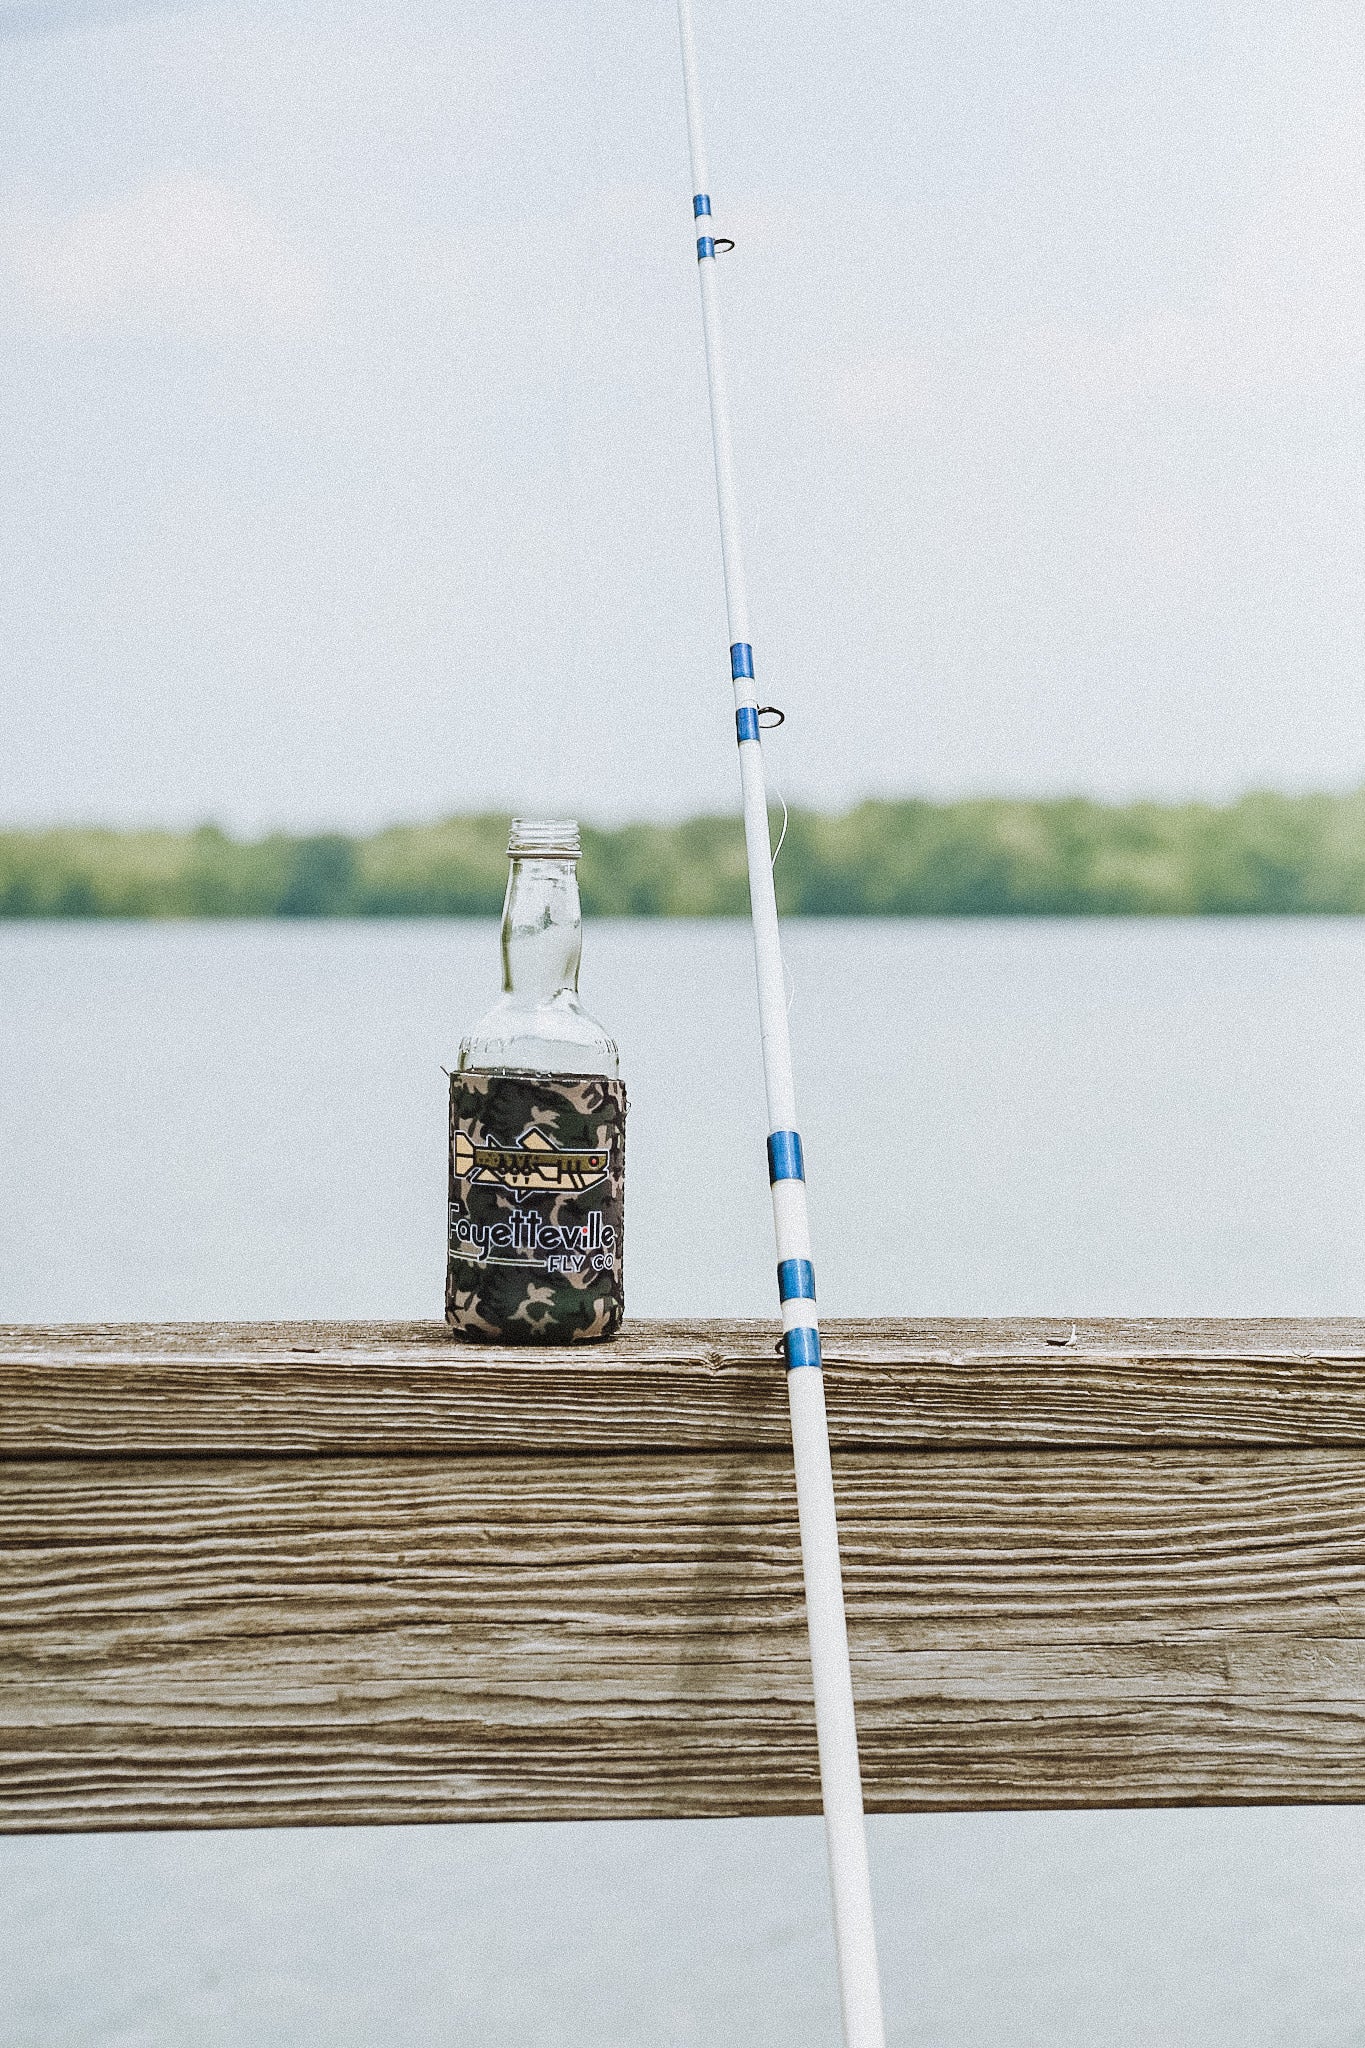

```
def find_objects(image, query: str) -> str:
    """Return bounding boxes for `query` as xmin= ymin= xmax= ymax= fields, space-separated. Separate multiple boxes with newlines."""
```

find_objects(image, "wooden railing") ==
xmin=4 ymin=1318 xmax=1365 ymax=1832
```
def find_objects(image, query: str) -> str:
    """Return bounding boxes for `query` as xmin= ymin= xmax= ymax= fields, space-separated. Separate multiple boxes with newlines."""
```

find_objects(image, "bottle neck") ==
xmin=502 ymin=856 xmax=582 ymax=1002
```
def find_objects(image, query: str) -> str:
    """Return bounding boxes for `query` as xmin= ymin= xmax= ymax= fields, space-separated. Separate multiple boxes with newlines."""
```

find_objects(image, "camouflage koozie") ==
xmin=446 ymin=1070 xmax=627 ymax=1343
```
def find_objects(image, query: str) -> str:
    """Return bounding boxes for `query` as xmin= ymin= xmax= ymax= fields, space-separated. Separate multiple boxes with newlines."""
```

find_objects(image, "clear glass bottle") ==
xmin=458 ymin=819 xmax=618 ymax=1077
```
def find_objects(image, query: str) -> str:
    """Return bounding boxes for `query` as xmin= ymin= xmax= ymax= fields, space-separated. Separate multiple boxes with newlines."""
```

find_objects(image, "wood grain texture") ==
xmin=5 ymin=1320 xmax=1365 ymax=1832
xmin=5 ymin=1445 xmax=1365 ymax=1830
xmin=7 ymin=1318 xmax=1365 ymax=1455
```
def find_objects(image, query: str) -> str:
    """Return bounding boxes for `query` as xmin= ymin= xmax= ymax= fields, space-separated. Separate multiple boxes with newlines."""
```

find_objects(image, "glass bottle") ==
xmin=448 ymin=819 xmax=625 ymax=1344
xmin=458 ymin=819 xmax=618 ymax=1077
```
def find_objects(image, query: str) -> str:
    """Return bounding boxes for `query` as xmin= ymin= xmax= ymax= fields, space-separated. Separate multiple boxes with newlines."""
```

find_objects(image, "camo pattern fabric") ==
xmin=446 ymin=1069 xmax=627 ymax=1343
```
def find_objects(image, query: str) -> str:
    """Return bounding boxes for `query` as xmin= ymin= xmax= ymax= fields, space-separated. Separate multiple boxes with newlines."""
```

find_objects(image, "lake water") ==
xmin=3 ymin=918 xmax=1365 ymax=2047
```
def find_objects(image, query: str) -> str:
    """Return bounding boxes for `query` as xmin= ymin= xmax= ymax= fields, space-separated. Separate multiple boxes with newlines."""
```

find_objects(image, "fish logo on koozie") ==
xmin=451 ymin=1125 xmax=610 ymax=1194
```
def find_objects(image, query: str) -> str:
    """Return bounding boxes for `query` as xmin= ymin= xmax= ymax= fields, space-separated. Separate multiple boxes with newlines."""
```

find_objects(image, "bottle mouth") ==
xmin=508 ymin=818 xmax=581 ymax=861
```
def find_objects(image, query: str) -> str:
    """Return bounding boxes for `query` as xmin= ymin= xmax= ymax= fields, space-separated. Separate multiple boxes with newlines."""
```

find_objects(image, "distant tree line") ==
xmin=8 ymin=792 xmax=1365 ymax=917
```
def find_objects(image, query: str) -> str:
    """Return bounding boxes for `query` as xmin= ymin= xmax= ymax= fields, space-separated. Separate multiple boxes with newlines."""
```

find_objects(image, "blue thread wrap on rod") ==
xmin=783 ymin=1327 xmax=823 ymax=1371
xmin=767 ymin=1129 xmax=805 ymax=1183
xmin=778 ymin=1257 xmax=817 ymax=1301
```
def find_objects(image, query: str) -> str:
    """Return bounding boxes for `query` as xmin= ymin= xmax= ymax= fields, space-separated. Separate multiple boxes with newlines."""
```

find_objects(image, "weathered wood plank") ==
xmin=7 ymin=1319 xmax=1365 ymax=1454
xmin=6 ymin=1319 xmax=1365 ymax=1831
xmin=5 ymin=1447 xmax=1365 ymax=1830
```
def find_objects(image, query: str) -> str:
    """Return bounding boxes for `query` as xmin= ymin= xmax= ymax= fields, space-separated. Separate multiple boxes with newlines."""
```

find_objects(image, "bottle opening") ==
xmin=508 ymin=818 xmax=581 ymax=861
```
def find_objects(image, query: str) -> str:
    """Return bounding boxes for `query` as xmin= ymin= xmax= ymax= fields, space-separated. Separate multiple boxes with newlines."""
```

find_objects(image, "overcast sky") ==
xmin=2 ymin=0 xmax=1365 ymax=830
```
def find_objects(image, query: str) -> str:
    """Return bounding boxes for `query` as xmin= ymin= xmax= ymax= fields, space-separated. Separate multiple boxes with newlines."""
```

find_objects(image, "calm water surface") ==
xmin=3 ymin=919 xmax=1365 ymax=2047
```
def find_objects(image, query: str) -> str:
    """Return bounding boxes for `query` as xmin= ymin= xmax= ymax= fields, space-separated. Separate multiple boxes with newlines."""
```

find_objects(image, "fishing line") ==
xmin=770 ymin=786 xmax=788 ymax=868
xmin=764 ymin=718 xmax=791 ymax=1007
xmin=767 ymin=784 xmax=794 ymax=1014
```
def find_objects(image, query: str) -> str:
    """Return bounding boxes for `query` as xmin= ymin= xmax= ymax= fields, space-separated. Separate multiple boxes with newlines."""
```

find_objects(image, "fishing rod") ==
xmin=673 ymin=6 xmax=887 ymax=2045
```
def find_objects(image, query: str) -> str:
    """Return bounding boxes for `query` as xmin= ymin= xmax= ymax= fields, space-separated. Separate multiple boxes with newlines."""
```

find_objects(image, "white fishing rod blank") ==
xmin=673 ymin=6 xmax=887 ymax=2045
